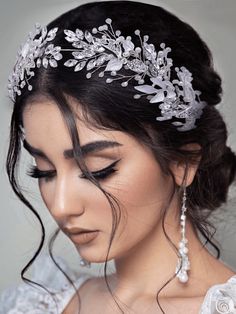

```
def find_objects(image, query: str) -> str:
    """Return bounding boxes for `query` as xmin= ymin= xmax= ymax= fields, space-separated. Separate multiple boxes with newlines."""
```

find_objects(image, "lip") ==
xmin=64 ymin=227 xmax=96 ymax=235
xmin=69 ymin=230 xmax=99 ymax=245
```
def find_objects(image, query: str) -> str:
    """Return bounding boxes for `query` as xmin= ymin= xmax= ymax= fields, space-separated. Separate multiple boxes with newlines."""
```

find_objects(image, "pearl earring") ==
xmin=175 ymin=186 xmax=190 ymax=283
xmin=80 ymin=258 xmax=91 ymax=268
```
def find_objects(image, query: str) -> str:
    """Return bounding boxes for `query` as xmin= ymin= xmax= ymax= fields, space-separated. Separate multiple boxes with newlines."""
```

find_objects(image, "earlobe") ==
xmin=170 ymin=143 xmax=202 ymax=187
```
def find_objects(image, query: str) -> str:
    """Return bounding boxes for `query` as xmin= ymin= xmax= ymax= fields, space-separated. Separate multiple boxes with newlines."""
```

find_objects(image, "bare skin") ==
xmin=23 ymin=99 xmax=236 ymax=314
xmin=64 ymin=241 xmax=235 ymax=314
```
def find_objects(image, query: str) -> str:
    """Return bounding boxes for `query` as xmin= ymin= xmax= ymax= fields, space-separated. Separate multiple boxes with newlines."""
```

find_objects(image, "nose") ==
xmin=49 ymin=172 xmax=86 ymax=223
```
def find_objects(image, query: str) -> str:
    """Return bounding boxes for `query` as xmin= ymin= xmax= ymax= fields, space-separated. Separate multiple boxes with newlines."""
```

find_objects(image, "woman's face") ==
xmin=23 ymin=99 xmax=176 ymax=262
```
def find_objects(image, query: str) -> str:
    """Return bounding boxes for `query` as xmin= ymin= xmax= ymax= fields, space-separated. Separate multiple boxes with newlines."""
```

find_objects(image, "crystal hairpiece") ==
xmin=8 ymin=19 xmax=206 ymax=131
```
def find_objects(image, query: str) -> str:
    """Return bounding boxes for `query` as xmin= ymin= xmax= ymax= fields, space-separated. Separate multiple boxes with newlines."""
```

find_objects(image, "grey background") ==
xmin=0 ymin=0 xmax=236 ymax=292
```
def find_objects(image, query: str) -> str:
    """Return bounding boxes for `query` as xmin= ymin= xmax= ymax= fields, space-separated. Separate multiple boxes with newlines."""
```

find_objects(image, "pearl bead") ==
xmin=80 ymin=259 xmax=86 ymax=266
xmin=178 ymin=272 xmax=188 ymax=283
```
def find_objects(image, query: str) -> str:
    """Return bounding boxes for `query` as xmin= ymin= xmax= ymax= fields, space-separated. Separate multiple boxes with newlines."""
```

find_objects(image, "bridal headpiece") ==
xmin=8 ymin=18 xmax=206 ymax=131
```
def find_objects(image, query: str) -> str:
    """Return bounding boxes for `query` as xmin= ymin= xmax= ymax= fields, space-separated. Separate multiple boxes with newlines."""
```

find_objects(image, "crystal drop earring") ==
xmin=79 ymin=257 xmax=91 ymax=268
xmin=175 ymin=186 xmax=190 ymax=283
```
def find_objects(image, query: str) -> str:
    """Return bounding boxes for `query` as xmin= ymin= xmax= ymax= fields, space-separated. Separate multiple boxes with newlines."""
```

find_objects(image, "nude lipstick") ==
xmin=64 ymin=227 xmax=99 ymax=245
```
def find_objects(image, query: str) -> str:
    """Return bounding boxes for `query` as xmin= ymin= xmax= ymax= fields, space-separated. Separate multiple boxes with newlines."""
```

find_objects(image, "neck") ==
xmin=111 ymin=211 xmax=218 ymax=303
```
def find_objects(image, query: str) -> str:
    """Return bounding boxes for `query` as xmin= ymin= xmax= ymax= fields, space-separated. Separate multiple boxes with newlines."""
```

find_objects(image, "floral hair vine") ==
xmin=8 ymin=18 xmax=206 ymax=131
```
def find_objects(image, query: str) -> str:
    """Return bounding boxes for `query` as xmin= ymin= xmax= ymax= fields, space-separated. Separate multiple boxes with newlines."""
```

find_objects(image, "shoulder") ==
xmin=200 ymin=273 xmax=236 ymax=314
xmin=63 ymin=275 xmax=112 ymax=314
xmin=0 ymin=253 xmax=93 ymax=314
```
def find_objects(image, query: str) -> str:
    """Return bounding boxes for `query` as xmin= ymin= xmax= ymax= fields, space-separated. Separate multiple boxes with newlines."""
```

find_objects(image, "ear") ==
xmin=169 ymin=143 xmax=202 ymax=187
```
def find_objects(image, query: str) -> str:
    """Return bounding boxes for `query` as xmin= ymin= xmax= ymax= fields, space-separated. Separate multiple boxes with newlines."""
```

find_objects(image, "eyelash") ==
xmin=26 ymin=159 xmax=120 ymax=182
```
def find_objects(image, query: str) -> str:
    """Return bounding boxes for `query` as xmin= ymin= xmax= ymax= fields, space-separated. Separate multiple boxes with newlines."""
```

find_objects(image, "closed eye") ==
xmin=79 ymin=159 xmax=120 ymax=180
xmin=26 ymin=167 xmax=56 ymax=182
xmin=26 ymin=159 xmax=121 ymax=182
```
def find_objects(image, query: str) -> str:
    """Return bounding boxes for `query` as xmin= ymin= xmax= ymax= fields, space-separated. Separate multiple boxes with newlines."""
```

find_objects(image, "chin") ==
xmin=76 ymin=244 xmax=116 ymax=264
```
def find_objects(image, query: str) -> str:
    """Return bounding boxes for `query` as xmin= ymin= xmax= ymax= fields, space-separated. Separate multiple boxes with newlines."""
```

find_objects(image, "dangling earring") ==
xmin=79 ymin=257 xmax=91 ymax=268
xmin=175 ymin=186 xmax=190 ymax=283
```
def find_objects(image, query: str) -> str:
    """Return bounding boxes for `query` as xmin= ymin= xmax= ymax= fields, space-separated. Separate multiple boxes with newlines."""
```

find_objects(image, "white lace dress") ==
xmin=0 ymin=254 xmax=236 ymax=314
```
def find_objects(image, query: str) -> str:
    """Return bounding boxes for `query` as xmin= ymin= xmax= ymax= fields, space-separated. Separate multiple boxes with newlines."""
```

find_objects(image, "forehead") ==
xmin=23 ymin=99 xmax=106 ymax=142
xmin=22 ymin=99 xmax=136 ymax=152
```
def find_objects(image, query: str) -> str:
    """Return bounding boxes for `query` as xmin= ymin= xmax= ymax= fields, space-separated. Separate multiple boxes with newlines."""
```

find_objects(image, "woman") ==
xmin=1 ymin=1 xmax=236 ymax=313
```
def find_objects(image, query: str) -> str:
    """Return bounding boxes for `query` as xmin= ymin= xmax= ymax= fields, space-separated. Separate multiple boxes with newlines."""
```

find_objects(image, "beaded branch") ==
xmin=8 ymin=18 xmax=206 ymax=131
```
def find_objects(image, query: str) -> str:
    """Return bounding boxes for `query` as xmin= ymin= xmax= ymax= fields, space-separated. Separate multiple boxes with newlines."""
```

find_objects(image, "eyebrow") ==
xmin=23 ymin=139 xmax=122 ymax=161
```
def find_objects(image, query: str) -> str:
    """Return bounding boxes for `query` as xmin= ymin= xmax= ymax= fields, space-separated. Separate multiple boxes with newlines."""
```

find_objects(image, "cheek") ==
xmin=116 ymin=158 xmax=170 ymax=212
xmin=38 ymin=182 xmax=52 ymax=208
xmin=110 ymin=160 xmax=172 ymax=245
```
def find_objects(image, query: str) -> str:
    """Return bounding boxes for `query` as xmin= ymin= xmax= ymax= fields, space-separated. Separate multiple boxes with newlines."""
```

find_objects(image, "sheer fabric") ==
xmin=0 ymin=254 xmax=92 ymax=314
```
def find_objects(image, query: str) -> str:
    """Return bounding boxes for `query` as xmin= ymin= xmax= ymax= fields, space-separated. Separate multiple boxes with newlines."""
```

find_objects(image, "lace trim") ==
xmin=199 ymin=275 xmax=236 ymax=314
xmin=0 ymin=254 xmax=92 ymax=314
